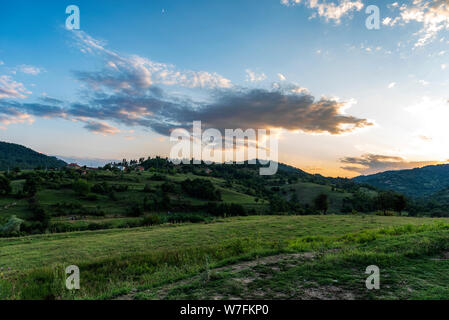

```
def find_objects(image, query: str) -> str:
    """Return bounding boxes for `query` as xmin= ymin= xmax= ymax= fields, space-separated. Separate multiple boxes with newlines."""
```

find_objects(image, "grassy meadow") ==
xmin=2 ymin=214 xmax=449 ymax=300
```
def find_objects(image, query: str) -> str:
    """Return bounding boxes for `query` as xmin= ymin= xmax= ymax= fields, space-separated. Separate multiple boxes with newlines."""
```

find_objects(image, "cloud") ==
xmin=0 ymin=85 xmax=372 ymax=136
xmin=18 ymin=65 xmax=45 ymax=75
xmin=0 ymin=107 xmax=34 ymax=129
xmin=281 ymin=0 xmax=364 ymax=23
xmin=277 ymin=73 xmax=287 ymax=81
xmin=341 ymin=153 xmax=443 ymax=175
xmin=388 ymin=82 xmax=396 ymax=89
xmin=71 ymin=31 xmax=231 ymax=92
xmin=0 ymin=75 xmax=30 ymax=99
xmin=83 ymin=121 xmax=120 ymax=135
xmin=382 ymin=16 xmax=400 ymax=26
xmin=383 ymin=0 xmax=449 ymax=47
xmin=0 ymin=31 xmax=372 ymax=137
xmin=245 ymin=69 xmax=267 ymax=82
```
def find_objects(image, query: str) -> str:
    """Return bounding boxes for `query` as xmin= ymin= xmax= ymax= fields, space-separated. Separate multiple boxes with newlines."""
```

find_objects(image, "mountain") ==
xmin=55 ymin=155 xmax=118 ymax=168
xmin=0 ymin=141 xmax=66 ymax=170
xmin=353 ymin=164 xmax=449 ymax=198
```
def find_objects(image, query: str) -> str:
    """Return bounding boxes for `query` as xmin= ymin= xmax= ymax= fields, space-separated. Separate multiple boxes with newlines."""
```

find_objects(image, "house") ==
xmin=136 ymin=166 xmax=145 ymax=172
xmin=204 ymin=168 xmax=212 ymax=174
xmin=67 ymin=163 xmax=81 ymax=169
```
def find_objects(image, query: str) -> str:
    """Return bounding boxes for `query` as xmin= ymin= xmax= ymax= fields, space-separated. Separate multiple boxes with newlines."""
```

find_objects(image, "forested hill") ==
xmin=0 ymin=141 xmax=66 ymax=170
xmin=353 ymin=164 xmax=449 ymax=198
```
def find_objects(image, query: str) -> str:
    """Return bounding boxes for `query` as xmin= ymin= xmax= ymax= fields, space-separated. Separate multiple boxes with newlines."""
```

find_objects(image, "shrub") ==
xmin=85 ymin=193 xmax=98 ymax=201
xmin=23 ymin=176 xmax=41 ymax=196
xmin=73 ymin=179 xmax=90 ymax=196
xmin=143 ymin=183 xmax=153 ymax=193
xmin=0 ymin=175 xmax=11 ymax=196
xmin=142 ymin=215 xmax=161 ymax=226
xmin=166 ymin=213 xmax=207 ymax=224
xmin=92 ymin=182 xmax=110 ymax=195
xmin=126 ymin=203 xmax=143 ymax=217
xmin=149 ymin=174 xmax=166 ymax=181
xmin=0 ymin=215 xmax=24 ymax=236
xmin=181 ymin=178 xmax=221 ymax=201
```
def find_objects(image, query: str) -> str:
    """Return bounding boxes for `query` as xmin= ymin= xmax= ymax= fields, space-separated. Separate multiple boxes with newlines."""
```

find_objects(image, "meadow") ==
xmin=2 ymin=214 xmax=449 ymax=300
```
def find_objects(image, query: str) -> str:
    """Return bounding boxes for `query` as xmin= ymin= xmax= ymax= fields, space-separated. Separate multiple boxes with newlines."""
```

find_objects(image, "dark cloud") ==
xmin=341 ymin=154 xmax=444 ymax=175
xmin=83 ymin=121 xmax=120 ymax=135
xmin=0 ymin=86 xmax=373 ymax=136
xmin=180 ymin=89 xmax=372 ymax=134
xmin=39 ymin=96 xmax=64 ymax=105
xmin=0 ymin=101 xmax=65 ymax=117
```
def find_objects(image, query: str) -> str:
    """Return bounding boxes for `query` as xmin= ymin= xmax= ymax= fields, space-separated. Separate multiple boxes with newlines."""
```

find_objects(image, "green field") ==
xmin=2 ymin=214 xmax=449 ymax=300
xmin=280 ymin=182 xmax=354 ymax=213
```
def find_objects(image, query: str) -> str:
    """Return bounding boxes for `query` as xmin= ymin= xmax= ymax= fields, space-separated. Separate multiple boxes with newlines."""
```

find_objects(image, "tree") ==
xmin=0 ymin=175 xmax=11 ymax=196
xmin=314 ymin=193 xmax=329 ymax=214
xmin=23 ymin=176 xmax=40 ymax=197
xmin=393 ymin=194 xmax=407 ymax=214
xmin=73 ymin=179 xmax=90 ymax=196
xmin=376 ymin=192 xmax=394 ymax=214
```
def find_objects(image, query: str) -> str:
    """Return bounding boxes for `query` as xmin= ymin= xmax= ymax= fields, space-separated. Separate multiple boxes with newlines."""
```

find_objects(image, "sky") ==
xmin=1 ymin=0 xmax=449 ymax=177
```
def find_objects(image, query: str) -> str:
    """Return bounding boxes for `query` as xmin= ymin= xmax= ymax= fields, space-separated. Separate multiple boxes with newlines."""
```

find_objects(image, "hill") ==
xmin=353 ymin=164 xmax=449 ymax=198
xmin=0 ymin=141 xmax=66 ymax=170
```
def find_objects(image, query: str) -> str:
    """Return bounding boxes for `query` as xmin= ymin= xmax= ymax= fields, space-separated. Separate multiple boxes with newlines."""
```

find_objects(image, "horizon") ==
xmin=2 ymin=138 xmax=447 ymax=179
xmin=1 ymin=0 xmax=449 ymax=177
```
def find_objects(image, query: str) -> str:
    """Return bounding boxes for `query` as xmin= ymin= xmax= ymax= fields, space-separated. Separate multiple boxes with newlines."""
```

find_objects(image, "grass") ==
xmin=1 ymin=214 xmax=449 ymax=299
xmin=281 ymin=182 xmax=354 ymax=213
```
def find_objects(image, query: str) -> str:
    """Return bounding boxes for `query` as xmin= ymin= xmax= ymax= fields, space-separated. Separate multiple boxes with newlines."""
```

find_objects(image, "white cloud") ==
xmin=0 ymin=75 xmax=31 ymax=99
xmin=18 ymin=65 xmax=45 ymax=75
xmin=383 ymin=0 xmax=449 ymax=47
xmin=441 ymin=64 xmax=447 ymax=70
xmin=72 ymin=30 xmax=232 ymax=90
xmin=388 ymin=82 xmax=396 ymax=89
xmin=245 ymin=69 xmax=267 ymax=82
xmin=277 ymin=73 xmax=287 ymax=81
xmin=281 ymin=0 xmax=364 ymax=24
xmin=382 ymin=16 xmax=400 ymax=26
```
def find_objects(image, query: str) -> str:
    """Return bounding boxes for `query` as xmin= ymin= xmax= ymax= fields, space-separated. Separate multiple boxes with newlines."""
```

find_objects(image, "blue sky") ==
xmin=1 ymin=0 xmax=449 ymax=176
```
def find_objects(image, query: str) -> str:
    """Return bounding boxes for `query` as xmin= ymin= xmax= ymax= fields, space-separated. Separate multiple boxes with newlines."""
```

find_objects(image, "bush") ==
xmin=143 ymin=183 xmax=153 ymax=193
xmin=85 ymin=193 xmax=98 ymax=201
xmin=181 ymin=178 xmax=221 ymax=201
xmin=149 ymin=174 xmax=166 ymax=181
xmin=142 ymin=215 xmax=162 ymax=226
xmin=0 ymin=215 xmax=24 ymax=236
xmin=0 ymin=175 xmax=11 ymax=196
xmin=92 ymin=182 xmax=110 ymax=195
xmin=73 ymin=179 xmax=90 ymax=196
xmin=23 ymin=176 xmax=41 ymax=197
xmin=126 ymin=203 xmax=143 ymax=217
xmin=166 ymin=213 xmax=207 ymax=224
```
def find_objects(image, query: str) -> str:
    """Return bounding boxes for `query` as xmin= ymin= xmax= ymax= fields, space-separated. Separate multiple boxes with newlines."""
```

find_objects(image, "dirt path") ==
xmin=115 ymin=251 xmax=324 ymax=300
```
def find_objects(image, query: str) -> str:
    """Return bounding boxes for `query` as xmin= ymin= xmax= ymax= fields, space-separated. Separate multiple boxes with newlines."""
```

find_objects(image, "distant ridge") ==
xmin=353 ymin=164 xmax=449 ymax=197
xmin=0 ymin=141 xmax=66 ymax=170
xmin=55 ymin=155 xmax=118 ymax=168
